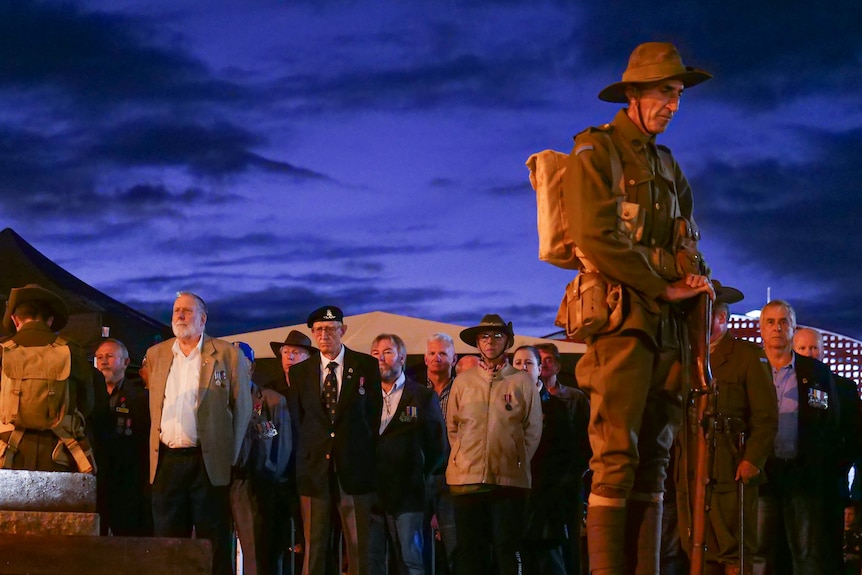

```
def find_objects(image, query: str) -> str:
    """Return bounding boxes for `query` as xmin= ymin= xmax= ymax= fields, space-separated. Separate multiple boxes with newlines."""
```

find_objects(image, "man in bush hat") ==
xmin=673 ymin=281 xmax=777 ymax=575
xmin=445 ymin=313 xmax=542 ymax=574
xmin=560 ymin=42 xmax=715 ymax=574
xmin=289 ymin=305 xmax=382 ymax=575
xmin=0 ymin=284 xmax=94 ymax=471
xmin=266 ymin=328 xmax=317 ymax=568
xmin=269 ymin=329 xmax=317 ymax=395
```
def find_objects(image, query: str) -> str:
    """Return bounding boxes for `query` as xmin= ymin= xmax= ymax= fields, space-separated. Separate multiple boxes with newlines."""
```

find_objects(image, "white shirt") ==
xmin=319 ymin=346 xmax=346 ymax=397
xmin=160 ymin=335 xmax=203 ymax=448
xmin=380 ymin=372 xmax=406 ymax=434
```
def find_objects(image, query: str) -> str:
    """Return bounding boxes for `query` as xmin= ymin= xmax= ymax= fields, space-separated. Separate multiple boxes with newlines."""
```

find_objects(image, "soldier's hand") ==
xmin=735 ymin=460 xmax=761 ymax=484
xmin=659 ymin=274 xmax=715 ymax=302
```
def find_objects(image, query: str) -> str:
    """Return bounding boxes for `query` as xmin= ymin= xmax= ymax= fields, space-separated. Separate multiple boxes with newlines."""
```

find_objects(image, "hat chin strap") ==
xmin=632 ymin=98 xmax=657 ymax=137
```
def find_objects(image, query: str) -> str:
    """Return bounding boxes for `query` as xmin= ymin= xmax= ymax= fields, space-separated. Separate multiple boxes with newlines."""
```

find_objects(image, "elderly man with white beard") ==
xmin=143 ymin=291 xmax=252 ymax=575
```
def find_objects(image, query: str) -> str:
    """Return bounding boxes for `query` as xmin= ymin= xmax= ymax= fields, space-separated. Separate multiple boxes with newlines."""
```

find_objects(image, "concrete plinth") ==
xmin=0 ymin=469 xmax=96 ymax=512
xmin=0 ymin=535 xmax=212 ymax=575
xmin=0 ymin=510 xmax=100 ymax=535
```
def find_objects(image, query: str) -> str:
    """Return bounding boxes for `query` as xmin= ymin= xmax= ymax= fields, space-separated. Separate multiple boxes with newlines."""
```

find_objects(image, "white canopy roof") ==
xmin=223 ymin=310 xmax=585 ymax=358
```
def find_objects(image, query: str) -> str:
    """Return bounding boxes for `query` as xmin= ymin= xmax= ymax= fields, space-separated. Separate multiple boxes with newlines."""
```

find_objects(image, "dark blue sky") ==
xmin=1 ymin=0 xmax=860 ymax=340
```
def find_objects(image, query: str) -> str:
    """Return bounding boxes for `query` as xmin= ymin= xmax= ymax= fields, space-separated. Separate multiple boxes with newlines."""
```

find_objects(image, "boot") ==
xmin=586 ymin=504 xmax=627 ymax=575
xmin=624 ymin=498 xmax=662 ymax=575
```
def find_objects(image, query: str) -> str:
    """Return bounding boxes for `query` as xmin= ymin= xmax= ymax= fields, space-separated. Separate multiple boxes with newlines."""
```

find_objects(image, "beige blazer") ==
xmin=145 ymin=334 xmax=252 ymax=486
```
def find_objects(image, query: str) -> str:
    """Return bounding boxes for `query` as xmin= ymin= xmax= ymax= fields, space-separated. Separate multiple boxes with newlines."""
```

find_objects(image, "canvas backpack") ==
xmin=0 ymin=337 xmax=94 ymax=473
xmin=1 ymin=337 xmax=72 ymax=430
xmin=525 ymin=131 xmax=624 ymax=271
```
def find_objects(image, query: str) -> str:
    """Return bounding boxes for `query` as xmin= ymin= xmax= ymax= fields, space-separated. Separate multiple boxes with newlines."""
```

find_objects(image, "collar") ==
xmin=614 ymin=108 xmax=656 ymax=152
xmin=426 ymin=377 xmax=453 ymax=393
xmin=320 ymin=345 xmax=346 ymax=370
xmin=773 ymin=351 xmax=797 ymax=372
xmin=384 ymin=372 xmax=406 ymax=396
xmin=479 ymin=356 xmax=509 ymax=374
xmin=172 ymin=333 xmax=204 ymax=358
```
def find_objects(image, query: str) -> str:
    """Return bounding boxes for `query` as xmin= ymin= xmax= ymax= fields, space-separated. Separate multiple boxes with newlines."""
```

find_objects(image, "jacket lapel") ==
xmin=383 ymin=380 xmax=417 ymax=436
xmin=198 ymin=335 xmax=216 ymax=404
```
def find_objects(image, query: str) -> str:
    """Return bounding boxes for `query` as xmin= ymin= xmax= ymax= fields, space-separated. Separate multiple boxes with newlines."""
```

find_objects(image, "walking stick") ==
xmin=738 ymin=432 xmax=746 ymax=573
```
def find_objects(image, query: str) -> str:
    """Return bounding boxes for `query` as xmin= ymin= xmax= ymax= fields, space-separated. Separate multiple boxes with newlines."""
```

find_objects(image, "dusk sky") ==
xmin=2 ymin=0 xmax=861 ymax=342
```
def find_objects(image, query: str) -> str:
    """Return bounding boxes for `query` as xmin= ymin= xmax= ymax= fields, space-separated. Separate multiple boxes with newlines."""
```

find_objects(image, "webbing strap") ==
xmin=0 ymin=428 xmax=25 ymax=469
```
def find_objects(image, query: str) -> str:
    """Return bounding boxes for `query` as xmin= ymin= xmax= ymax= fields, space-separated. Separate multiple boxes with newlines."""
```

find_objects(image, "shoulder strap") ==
xmin=601 ymin=131 xmax=626 ymax=200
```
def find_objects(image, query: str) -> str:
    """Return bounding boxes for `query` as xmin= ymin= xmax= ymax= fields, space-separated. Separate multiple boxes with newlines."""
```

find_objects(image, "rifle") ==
xmin=687 ymin=293 xmax=715 ymax=575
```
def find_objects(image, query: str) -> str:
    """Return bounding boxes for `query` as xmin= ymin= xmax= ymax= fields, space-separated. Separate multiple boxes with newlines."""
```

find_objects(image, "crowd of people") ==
xmin=2 ymin=40 xmax=861 ymax=575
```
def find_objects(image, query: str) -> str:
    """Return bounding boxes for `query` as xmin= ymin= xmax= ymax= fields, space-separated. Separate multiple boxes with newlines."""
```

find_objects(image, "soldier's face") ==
xmin=629 ymin=79 xmax=683 ymax=135
xmin=95 ymin=342 xmax=129 ymax=385
xmin=759 ymin=305 xmax=795 ymax=351
xmin=280 ymin=345 xmax=310 ymax=373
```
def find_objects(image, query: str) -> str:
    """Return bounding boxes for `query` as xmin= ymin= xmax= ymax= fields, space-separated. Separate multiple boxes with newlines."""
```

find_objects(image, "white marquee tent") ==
xmin=223 ymin=310 xmax=585 ymax=358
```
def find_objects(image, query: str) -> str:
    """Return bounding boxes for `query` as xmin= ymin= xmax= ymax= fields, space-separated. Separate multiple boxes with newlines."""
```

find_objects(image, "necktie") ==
xmin=323 ymin=361 xmax=338 ymax=422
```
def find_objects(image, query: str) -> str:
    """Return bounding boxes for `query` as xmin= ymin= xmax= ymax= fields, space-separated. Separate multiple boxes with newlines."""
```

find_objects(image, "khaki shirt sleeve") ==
xmin=742 ymin=347 xmax=778 ymax=470
xmin=563 ymin=133 xmax=668 ymax=300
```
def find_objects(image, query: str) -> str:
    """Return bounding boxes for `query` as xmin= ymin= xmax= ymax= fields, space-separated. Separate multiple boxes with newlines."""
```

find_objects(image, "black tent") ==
xmin=0 ymin=228 xmax=172 ymax=363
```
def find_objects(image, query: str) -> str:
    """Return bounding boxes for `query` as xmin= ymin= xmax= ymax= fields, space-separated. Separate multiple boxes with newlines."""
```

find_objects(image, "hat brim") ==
xmin=269 ymin=341 xmax=317 ymax=357
xmin=3 ymin=285 xmax=69 ymax=335
xmin=598 ymin=69 xmax=712 ymax=103
xmin=459 ymin=326 xmax=514 ymax=349
xmin=715 ymin=286 xmax=744 ymax=305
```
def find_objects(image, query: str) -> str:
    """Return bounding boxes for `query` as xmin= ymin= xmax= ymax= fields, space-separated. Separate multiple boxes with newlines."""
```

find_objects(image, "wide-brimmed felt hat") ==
xmin=599 ymin=42 xmax=712 ymax=103
xmin=459 ymin=313 xmax=515 ymax=349
xmin=713 ymin=280 xmax=744 ymax=305
xmin=270 ymin=329 xmax=317 ymax=356
xmin=3 ymin=284 xmax=69 ymax=334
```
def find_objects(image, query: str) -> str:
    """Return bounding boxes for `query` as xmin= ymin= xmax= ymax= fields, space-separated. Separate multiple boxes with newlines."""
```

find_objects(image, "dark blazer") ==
xmin=525 ymin=387 xmax=578 ymax=542
xmin=291 ymin=347 xmax=383 ymax=496
xmin=764 ymin=352 xmax=840 ymax=487
xmin=376 ymin=377 xmax=446 ymax=514
xmin=88 ymin=374 xmax=152 ymax=535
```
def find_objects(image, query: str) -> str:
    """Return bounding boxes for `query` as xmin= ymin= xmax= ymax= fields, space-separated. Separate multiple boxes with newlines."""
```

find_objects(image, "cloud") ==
xmin=0 ymin=2 xmax=243 ymax=110
xmin=92 ymin=119 xmax=331 ymax=179
xmin=571 ymin=1 xmax=862 ymax=109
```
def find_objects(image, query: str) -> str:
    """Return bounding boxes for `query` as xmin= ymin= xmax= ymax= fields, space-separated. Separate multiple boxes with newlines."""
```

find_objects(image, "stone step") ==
xmin=0 ymin=469 xmax=95 ymax=512
xmin=0 ymin=510 xmax=99 ymax=535
xmin=0 ymin=535 xmax=212 ymax=575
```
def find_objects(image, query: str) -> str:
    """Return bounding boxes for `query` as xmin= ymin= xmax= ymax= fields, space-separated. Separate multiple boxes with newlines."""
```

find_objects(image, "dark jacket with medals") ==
xmin=291 ymin=347 xmax=383 ymax=496
xmin=375 ymin=377 xmax=446 ymax=514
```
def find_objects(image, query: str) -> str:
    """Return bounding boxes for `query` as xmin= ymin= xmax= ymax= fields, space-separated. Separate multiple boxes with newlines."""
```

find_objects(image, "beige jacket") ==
xmin=146 ymin=334 xmax=252 ymax=486
xmin=445 ymin=364 xmax=542 ymax=489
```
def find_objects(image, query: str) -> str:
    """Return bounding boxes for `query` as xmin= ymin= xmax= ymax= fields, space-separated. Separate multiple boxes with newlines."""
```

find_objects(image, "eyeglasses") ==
xmin=478 ymin=333 xmax=506 ymax=342
xmin=312 ymin=326 xmax=340 ymax=337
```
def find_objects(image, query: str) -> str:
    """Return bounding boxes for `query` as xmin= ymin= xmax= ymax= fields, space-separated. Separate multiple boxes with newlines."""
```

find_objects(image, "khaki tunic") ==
xmin=677 ymin=333 xmax=777 ymax=564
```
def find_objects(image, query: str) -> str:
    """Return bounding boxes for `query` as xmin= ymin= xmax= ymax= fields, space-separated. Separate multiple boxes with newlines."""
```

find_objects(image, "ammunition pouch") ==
xmin=673 ymin=217 xmax=704 ymax=276
xmin=555 ymin=272 xmax=624 ymax=341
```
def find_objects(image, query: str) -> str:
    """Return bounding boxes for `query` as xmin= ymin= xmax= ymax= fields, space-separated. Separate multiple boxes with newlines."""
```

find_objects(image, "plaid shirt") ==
xmin=427 ymin=378 xmax=452 ymax=423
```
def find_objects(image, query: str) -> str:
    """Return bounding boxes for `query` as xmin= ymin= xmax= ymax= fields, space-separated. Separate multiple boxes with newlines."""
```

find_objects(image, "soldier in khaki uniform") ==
xmin=561 ymin=42 xmax=714 ymax=574
xmin=675 ymin=281 xmax=777 ymax=575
